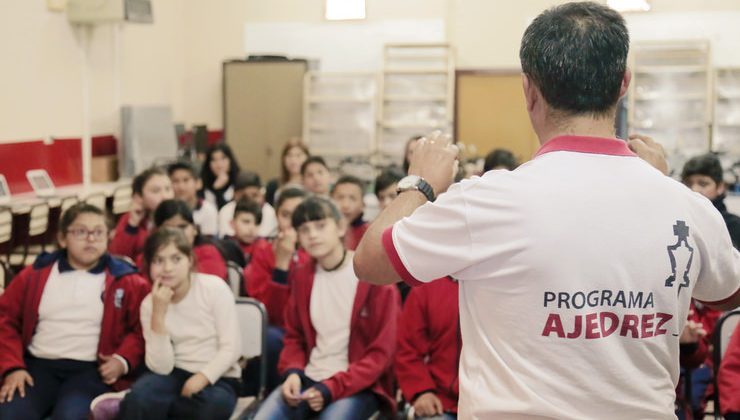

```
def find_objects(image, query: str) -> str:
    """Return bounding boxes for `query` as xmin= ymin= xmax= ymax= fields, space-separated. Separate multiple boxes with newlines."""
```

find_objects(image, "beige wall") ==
xmin=3 ymin=0 xmax=740 ymax=143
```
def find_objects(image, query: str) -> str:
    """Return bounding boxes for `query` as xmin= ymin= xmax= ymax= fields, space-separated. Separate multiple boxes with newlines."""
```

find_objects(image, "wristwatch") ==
xmin=397 ymin=175 xmax=436 ymax=202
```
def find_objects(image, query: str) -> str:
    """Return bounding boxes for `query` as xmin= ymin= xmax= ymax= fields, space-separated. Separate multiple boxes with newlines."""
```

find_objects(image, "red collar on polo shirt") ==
xmin=535 ymin=135 xmax=637 ymax=158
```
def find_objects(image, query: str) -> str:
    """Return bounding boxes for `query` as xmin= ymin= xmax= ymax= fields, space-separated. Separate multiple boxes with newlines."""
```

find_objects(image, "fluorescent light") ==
xmin=325 ymin=0 xmax=366 ymax=21
xmin=607 ymin=0 xmax=651 ymax=12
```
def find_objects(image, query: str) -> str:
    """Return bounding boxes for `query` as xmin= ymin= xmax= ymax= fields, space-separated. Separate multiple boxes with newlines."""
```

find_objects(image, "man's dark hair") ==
xmin=519 ymin=2 xmax=629 ymax=116
xmin=234 ymin=171 xmax=262 ymax=191
xmin=331 ymin=175 xmax=365 ymax=196
xmin=167 ymin=161 xmax=198 ymax=179
xmin=60 ymin=203 xmax=107 ymax=234
xmin=300 ymin=156 xmax=329 ymax=176
xmin=681 ymin=153 xmax=724 ymax=185
xmin=233 ymin=198 xmax=263 ymax=225
xmin=292 ymin=196 xmax=342 ymax=230
xmin=132 ymin=167 xmax=168 ymax=196
xmin=374 ymin=168 xmax=404 ymax=197
xmin=484 ymin=149 xmax=519 ymax=172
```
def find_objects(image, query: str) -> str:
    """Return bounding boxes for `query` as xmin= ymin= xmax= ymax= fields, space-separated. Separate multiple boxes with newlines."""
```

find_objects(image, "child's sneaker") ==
xmin=90 ymin=390 xmax=129 ymax=420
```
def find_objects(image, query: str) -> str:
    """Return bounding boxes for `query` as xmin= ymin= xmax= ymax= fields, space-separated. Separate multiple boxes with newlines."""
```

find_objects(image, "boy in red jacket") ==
xmin=254 ymin=196 xmax=399 ymax=420
xmin=229 ymin=198 xmax=272 ymax=265
xmin=397 ymin=278 xmax=460 ymax=419
xmin=0 ymin=203 xmax=150 ymax=419
xmin=330 ymin=175 xmax=368 ymax=251
xmin=109 ymin=168 xmax=173 ymax=260
xmin=719 ymin=321 xmax=740 ymax=419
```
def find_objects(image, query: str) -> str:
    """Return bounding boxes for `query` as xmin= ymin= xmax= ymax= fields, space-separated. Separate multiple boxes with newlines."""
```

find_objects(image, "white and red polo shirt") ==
xmin=383 ymin=135 xmax=740 ymax=419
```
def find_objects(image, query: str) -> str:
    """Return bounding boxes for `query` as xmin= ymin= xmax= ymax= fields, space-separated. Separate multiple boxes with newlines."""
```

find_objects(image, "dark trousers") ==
xmin=119 ymin=368 xmax=238 ymax=420
xmin=0 ymin=356 xmax=111 ymax=420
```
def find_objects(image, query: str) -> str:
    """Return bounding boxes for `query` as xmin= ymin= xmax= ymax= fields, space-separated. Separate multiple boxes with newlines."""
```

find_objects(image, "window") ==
xmin=607 ymin=0 xmax=651 ymax=12
xmin=325 ymin=0 xmax=366 ymax=21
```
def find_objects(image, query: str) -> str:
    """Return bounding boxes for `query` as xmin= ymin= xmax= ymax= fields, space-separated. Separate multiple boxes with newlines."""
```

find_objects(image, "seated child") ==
xmin=254 ymin=197 xmax=399 ymax=420
xmin=397 ymin=278 xmax=460 ymax=420
xmin=168 ymin=161 xmax=219 ymax=237
xmin=110 ymin=168 xmax=174 ymax=260
xmin=301 ymin=156 xmax=332 ymax=197
xmin=118 ymin=228 xmax=242 ymax=420
xmin=224 ymin=199 xmax=272 ymax=268
xmin=330 ymin=175 xmax=368 ymax=251
xmin=682 ymin=153 xmax=740 ymax=248
xmin=374 ymin=168 xmax=403 ymax=212
xmin=0 ymin=203 xmax=150 ymax=420
xmin=719 ymin=321 xmax=740 ymax=419
xmin=218 ymin=171 xmax=278 ymax=239
xmin=243 ymin=188 xmax=310 ymax=392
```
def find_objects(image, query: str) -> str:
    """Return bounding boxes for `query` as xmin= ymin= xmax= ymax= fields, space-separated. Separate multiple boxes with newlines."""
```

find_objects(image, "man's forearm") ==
xmin=354 ymin=190 xmax=427 ymax=285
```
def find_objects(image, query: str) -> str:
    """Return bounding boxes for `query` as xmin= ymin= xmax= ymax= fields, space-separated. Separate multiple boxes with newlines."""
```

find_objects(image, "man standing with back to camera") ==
xmin=355 ymin=2 xmax=740 ymax=419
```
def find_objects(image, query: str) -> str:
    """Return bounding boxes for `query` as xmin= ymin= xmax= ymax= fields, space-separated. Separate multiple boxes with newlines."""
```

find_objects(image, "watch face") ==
xmin=398 ymin=175 xmax=421 ymax=190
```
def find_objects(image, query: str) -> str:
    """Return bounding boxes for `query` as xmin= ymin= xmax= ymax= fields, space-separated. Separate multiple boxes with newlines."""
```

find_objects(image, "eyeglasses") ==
xmin=66 ymin=227 xmax=107 ymax=240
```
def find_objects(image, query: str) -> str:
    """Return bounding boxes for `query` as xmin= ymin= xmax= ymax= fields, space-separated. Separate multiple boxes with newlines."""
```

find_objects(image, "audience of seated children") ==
xmin=0 ymin=203 xmax=150 ymax=420
xmin=681 ymin=153 xmax=740 ymax=248
xmin=330 ymin=175 xmax=368 ymax=251
xmin=109 ymin=168 xmax=174 ymax=261
xmin=117 ymin=228 xmax=242 ymax=420
xmin=265 ymin=139 xmax=310 ymax=207
xmin=254 ymin=196 xmax=400 ymax=420
xmin=146 ymin=199 xmax=228 ymax=281
xmin=200 ymin=143 xmax=241 ymax=210
xmin=483 ymin=148 xmax=519 ymax=172
xmin=374 ymin=168 xmax=403 ymax=212
xmin=301 ymin=156 xmax=332 ymax=197
xmin=719 ymin=322 xmax=740 ymax=420
xmin=243 ymin=188 xmax=310 ymax=391
xmin=218 ymin=171 xmax=278 ymax=239
xmin=397 ymin=277 xmax=460 ymax=420
xmin=168 ymin=161 xmax=219 ymax=237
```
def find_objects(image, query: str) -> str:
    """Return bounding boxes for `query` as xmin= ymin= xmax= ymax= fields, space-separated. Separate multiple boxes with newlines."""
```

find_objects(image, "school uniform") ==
xmin=719 ymin=322 xmax=740 ymax=416
xmin=257 ymin=257 xmax=399 ymax=418
xmin=343 ymin=214 xmax=368 ymax=251
xmin=396 ymin=277 xmax=460 ymax=415
xmin=0 ymin=251 xmax=150 ymax=419
xmin=119 ymin=273 xmax=241 ymax=420
xmin=109 ymin=213 xmax=152 ymax=261
xmin=193 ymin=198 xmax=219 ymax=237
xmin=134 ymin=241 xmax=227 ymax=282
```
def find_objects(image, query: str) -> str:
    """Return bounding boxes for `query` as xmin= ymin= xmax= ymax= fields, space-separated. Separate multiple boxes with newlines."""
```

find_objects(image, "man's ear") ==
xmin=619 ymin=68 xmax=632 ymax=98
xmin=522 ymin=74 xmax=538 ymax=113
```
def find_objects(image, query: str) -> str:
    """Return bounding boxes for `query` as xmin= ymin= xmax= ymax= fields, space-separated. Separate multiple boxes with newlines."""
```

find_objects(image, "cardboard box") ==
xmin=91 ymin=156 xmax=118 ymax=183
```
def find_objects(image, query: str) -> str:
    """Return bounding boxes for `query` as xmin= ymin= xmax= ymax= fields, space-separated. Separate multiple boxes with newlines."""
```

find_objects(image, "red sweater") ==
xmin=719 ymin=320 xmax=740 ymax=415
xmin=0 ymin=251 xmax=151 ymax=391
xmin=109 ymin=213 xmax=151 ymax=261
xmin=680 ymin=301 xmax=722 ymax=369
xmin=344 ymin=217 xmax=368 ymax=251
xmin=135 ymin=243 xmax=228 ymax=281
xmin=242 ymin=243 xmax=310 ymax=328
xmin=237 ymin=237 xmax=272 ymax=263
xmin=279 ymin=259 xmax=400 ymax=416
xmin=396 ymin=278 xmax=460 ymax=413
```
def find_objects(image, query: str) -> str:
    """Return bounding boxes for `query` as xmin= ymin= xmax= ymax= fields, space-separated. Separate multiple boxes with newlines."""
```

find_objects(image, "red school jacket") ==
xmin=109 ymin=213 xmax=151 ymax=261
xmin=396 ymin=277 xmax=460 ymax=413
xmin=719 ymin=321 xmax=740 ymax=415
xmin=242 ymin=243 xmax=311 ymax=328
xmin=0 ymin=251 xmax=151 ymax=391
xmin=278 ymin=258 xmax=400 ymax=416
xmin=237 ymin=237 xmax=272 ymax=263
xmin=343 ymin=216 xmax=368 ymax=251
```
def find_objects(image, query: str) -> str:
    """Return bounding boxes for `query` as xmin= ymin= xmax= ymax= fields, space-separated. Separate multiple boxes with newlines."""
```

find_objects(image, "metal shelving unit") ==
xmin=379 ymin=44 xmax=455 ymax=160
xmin=714 ymin=67 xmax=740 ymax=164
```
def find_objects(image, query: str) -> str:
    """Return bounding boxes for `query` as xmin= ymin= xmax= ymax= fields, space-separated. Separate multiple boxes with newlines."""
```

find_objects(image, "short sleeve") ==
xmin=382 ymin=183 xmax=474 ymax=286
xmin=692 ymin=207 xmax=740 ymax=305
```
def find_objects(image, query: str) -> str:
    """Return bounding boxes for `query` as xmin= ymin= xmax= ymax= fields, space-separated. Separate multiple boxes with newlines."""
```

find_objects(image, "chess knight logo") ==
xmin=665 ymin=221 xmax=694 ymax=297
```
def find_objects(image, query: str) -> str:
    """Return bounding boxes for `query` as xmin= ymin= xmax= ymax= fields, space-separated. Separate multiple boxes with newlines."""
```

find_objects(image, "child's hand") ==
xmin=274 ymin=228 xmax=297 ymax=270
xmin=281 ymin=373 xmax=302 ymax=407
xmin=128 ymin=195 xmax=146 ymax=228
xmin=181 ymin=373 xmax=210 ymax=398
xmin=0 ymin=370 xmax=34 ymax=403
xmin=151 ymin=280 xmax=174 ymax=315
xmin=213 ymin=172 xmax=230 ymax=190
xmin=301 ymin=387 xmax=324 ymax=412
xmin=680 ymin=320 xmax=706 ymax=344
xmin=413 ymin=392 xmax=444 ymax=417
xmin=98 ymin=354 xmax=125 ymax=385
